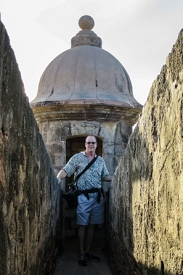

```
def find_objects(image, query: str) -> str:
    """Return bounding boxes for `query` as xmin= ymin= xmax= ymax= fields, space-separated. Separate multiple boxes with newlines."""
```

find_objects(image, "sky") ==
xmin=1 ymin=0 xmax=183 ymax=105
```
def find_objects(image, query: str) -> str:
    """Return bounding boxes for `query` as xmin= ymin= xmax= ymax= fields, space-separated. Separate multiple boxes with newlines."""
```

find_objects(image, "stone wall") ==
xmin=109 ymin=29 xmax=183 ymax=274
xmin=38 ymin=120 xmax=132 ymax=177
xmin=0 ymin=21 xmax=61 ymax=274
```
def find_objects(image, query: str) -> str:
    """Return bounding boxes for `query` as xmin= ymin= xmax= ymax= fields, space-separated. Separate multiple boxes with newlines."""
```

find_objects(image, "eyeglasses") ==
xmin=85 ymin=142 xmax=96 ymax=144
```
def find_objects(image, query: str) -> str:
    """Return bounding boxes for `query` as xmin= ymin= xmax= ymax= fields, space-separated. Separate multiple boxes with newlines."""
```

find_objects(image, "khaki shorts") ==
xmin=76 ymin=194 xmax=104 ymax=225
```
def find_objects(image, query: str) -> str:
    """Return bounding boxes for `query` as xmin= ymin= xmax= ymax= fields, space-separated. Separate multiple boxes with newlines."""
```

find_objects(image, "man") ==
xmin=57 ymin=135 xmax=112 ymax=266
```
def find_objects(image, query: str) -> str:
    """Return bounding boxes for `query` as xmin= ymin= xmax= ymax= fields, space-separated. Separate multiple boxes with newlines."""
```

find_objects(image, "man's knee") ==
xmin=88 ymin=224 xmax=96 ymax=229
xmin=78 ymin=225 xmax=87 ymax=233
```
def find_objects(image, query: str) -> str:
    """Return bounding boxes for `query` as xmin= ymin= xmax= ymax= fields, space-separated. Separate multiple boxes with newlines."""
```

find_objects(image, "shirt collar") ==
xmin=81 ymin=151 xmax=96 ymax=157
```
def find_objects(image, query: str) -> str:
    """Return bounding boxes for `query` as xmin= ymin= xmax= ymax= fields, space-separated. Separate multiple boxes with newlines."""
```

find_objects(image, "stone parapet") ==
xmin=0 ymin=20 xmax=62 ymax=275
xmin=109 ymin=28 xmax=183 ymax=274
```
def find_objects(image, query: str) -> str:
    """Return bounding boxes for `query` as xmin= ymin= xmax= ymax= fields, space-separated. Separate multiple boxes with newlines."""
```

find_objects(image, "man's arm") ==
xmin=102 ymin=175 xmax=112 ymax=182
xmin=57 ymin=169 xmax=67 ymax=182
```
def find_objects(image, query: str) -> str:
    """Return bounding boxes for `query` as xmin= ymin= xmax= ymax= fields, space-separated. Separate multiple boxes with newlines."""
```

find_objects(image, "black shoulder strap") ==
xmin=75 ymin=155 xmax=98 ymax=182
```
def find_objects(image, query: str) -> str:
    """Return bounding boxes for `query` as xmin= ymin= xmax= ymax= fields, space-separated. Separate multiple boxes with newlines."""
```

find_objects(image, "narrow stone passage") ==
xmin=54 ymin=236 xmax=112 ymax=275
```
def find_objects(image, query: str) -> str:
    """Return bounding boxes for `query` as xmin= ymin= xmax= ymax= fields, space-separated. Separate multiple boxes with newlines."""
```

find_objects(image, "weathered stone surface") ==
xmin=0 ymin=20 xmax=61 ymax=274
xmin=39 ymin=120 xmax=132 ymax=177
xmin=30 ymin=16 xmax=142 ymax=126
xmin=109 ymin=29 xmax=183 ymax=274
xmin=72 ymin=15 xmax=102 ymax=48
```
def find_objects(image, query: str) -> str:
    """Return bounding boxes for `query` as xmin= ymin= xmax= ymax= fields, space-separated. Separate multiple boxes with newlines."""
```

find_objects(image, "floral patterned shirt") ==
xmin=63 ymin=152 xmax=109 ymax=195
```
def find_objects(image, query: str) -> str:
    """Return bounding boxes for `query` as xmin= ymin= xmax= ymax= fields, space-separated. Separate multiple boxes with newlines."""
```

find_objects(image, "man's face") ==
xmin=85 ymin=136 xmax=97 ymax=154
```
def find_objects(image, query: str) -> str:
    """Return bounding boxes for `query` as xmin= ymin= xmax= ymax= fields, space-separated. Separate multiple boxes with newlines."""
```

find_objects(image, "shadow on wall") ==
xmin=139 ymin=261 xmax=176 ymax=275
xmin=108 ymin=230 xmax=176 ymax=275
xmin=108 ymin=129 xmax=153 ymax=275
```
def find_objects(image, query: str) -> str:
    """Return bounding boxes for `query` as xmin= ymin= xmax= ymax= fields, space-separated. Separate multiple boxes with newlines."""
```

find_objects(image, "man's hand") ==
xmin=57 ymin=169 xmax=67 ymax=183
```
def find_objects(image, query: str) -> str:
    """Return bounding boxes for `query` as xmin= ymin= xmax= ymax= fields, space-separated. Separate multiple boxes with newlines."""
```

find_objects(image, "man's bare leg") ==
xmin=86 ymin=224 xmax=96 ymax=252
xmin=78 ymin=225 xmax=86 ymax=254
xmin=85 ymin=224 xmax=100 ymax=261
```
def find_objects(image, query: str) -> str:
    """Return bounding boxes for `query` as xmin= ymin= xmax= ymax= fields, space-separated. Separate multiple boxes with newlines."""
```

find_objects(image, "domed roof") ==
xmin=30 ymin=15 xmax=142 ymax=124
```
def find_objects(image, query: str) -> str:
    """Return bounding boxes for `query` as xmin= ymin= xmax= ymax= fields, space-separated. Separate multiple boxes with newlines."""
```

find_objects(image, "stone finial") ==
xmin=71 ymin=15 xmax=102 ymax=48
xmin=78 ymin=15 xmax=94 ymax=30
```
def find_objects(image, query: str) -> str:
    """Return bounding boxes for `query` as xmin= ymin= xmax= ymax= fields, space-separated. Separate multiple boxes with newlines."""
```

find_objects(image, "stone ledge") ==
xmin=31 ymin=103 xmax=142 ymax=125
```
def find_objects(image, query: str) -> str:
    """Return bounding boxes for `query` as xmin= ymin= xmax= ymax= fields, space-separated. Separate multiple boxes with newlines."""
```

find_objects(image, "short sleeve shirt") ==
xmin=63 ymin=152 xmax=109 ymax=191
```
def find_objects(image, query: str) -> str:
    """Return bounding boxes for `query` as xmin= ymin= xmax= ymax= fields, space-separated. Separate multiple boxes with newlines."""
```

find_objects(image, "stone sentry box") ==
xmin=30 ymin=15 xmax=142 ymax=243
xmin=30 ymin=14 xmax=142 ymax=172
